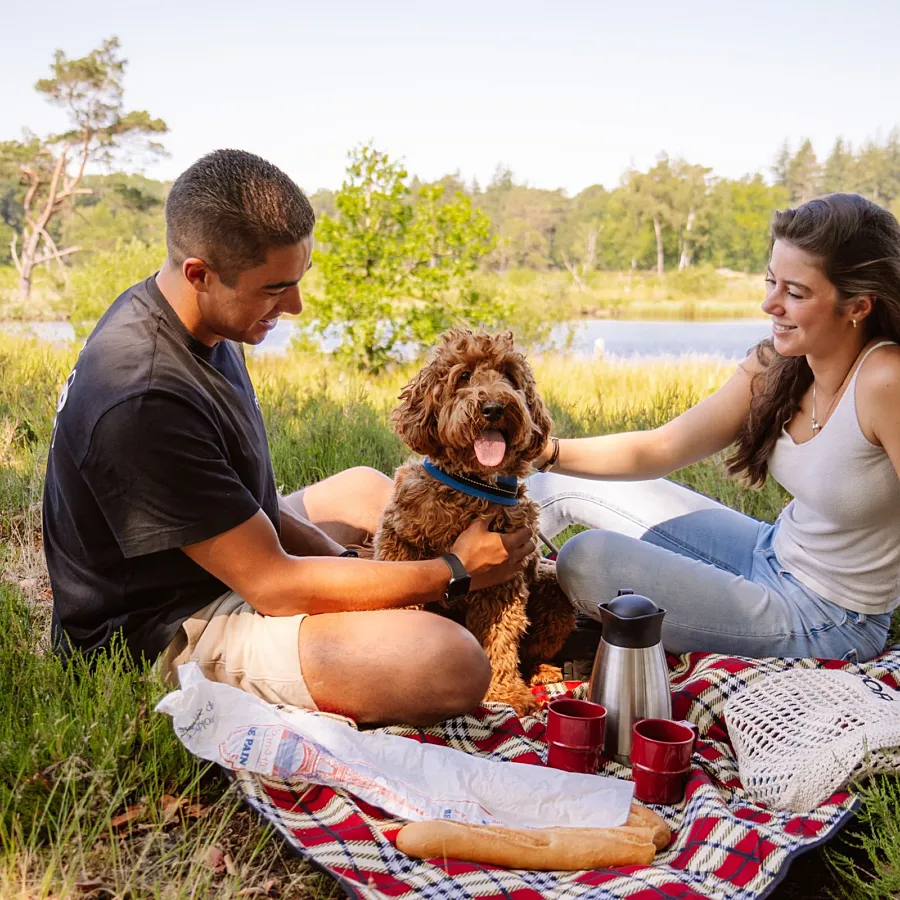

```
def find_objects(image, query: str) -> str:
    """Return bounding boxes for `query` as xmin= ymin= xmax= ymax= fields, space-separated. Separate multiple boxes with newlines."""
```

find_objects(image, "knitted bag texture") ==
xmin=725 ymin=668 xmax=900 ymax=812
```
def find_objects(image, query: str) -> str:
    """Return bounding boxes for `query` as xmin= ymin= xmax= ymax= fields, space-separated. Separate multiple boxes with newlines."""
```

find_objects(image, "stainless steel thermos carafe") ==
xmin=587 ymin=589 xmax=671 ymax=763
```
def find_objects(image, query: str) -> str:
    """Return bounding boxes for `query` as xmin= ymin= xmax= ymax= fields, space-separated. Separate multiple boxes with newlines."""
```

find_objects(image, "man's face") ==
xmin=195 ymin=235 xmax=313 ymax=345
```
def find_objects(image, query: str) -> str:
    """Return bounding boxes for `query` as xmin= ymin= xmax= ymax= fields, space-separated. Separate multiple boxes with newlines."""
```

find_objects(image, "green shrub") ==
xmin=665 ymin=265 xmax=728 ymax=300
xmin=67 ymin=239 xmax=165 ymax=336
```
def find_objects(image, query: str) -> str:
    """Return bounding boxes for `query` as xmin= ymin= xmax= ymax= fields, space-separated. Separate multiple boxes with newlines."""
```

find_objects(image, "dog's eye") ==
xmin=503 ymin=371 xmax=518 ymax=388
xmin=458 ymin=371 xmax=471 ymax=383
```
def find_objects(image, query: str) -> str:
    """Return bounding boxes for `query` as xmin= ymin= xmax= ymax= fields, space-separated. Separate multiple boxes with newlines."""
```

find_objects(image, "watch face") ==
xmin=446 ymin=574 xmax=471 ymax=601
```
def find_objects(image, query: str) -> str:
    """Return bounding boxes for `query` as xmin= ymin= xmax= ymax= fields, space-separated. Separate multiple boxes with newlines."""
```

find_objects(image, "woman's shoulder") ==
xmin=737 ymin=340 xmax=776 ymax=378
xmin=857 ymin=342 xmax=900 ymax=394
xmin=856 ymin=343 xmax=900 ymax=439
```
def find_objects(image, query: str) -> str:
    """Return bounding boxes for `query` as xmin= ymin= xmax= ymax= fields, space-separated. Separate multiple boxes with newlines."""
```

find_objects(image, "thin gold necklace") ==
xmin=810 ymin=349 xmax=864 ymax=435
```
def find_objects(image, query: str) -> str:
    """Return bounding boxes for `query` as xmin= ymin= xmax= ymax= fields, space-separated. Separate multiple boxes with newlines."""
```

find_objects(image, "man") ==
xmin=43 ymin=149 xmax=534 ymax=726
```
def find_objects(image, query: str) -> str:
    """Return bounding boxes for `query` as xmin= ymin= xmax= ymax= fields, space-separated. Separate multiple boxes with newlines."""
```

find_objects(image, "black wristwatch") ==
xmin=440 ymin=553 xmax=471 ymax=602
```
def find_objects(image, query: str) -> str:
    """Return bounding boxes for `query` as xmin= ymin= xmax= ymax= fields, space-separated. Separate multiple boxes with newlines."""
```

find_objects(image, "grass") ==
xmin=0 ymin=333 xmax=896 ymax=898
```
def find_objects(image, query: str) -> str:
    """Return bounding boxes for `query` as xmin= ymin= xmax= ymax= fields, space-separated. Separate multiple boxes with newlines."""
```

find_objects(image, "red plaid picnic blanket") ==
xmin=232 ymin=650 xmax=900 ymax=900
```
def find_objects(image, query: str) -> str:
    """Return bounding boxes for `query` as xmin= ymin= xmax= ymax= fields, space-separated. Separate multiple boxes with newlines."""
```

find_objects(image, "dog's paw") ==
xmin=506 ymin=686 xmax=540 ymax=718
xmin=512 ymin=692 xmax=540 ymax=718
xmin=528 ymin=663 xmax=564 ymax=686
xmin=487 ymin=681 xmax=539 ymax=717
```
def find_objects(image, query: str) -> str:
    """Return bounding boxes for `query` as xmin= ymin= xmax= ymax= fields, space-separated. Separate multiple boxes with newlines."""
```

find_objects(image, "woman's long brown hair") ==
xmin=726 ymin=193 xmax=900 ymax=487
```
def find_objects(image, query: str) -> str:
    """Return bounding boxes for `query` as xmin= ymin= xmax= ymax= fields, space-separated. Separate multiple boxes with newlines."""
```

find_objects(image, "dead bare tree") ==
xmin=678 ymin=206 xmax=696 ymax=270
xmin=3 ymin=37 xmax=167 ymax=301
xmin=561 ymin=226 xmax=598 ymax=292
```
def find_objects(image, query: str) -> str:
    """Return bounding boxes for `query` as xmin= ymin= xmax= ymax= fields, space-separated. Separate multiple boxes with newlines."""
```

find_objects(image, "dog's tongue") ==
xmin=474 ymin=429 xmax=506 ymax=467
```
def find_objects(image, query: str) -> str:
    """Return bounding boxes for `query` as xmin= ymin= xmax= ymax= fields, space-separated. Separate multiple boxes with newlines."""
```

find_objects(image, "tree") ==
xmin=309 ymin=145 xmax=496 ymax=372
xmin=307 ymin=187 xmax=337 ymax=221
xmin=664 ymin=160 xmax=711 ymax=270
xmin=823 ymin=138 xmax=856 ymax=194
xmin=772 ymin=140 xmax=792 ymax=188
xmin=58 ymin=172 xmax=167 ymax=252
xmin=775 ymin=138 xmax=821 ymax=204
xmin=856 ymin=130 xmax=900 ymax=208
xmin=704 ymin=176 xmax=787 ymax=272
xmin=557 ymin=185 xmax=608 ymax=288
xmin=475 ymin=172 xmax=570 ymax=271
xmin=1 ymin=37 xmax=167 ymax=300
xmin=603 ymin=172 xmax=655 ymax=272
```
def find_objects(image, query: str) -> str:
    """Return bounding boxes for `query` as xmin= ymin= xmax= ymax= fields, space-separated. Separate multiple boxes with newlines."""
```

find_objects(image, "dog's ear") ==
xmin=391 ymin=364 xmax=442 ymax=457
xmin=521 ymin=361 xmax=554 ymax=462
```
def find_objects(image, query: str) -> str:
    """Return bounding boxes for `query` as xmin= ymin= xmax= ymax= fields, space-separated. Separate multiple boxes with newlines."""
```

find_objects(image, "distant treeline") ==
xmin=2 ymin=131 xmax=899 ymax=279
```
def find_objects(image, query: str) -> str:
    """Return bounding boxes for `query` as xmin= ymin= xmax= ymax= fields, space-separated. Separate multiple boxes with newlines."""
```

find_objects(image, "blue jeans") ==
xmin=528 ymin=473 xmax=892 ymax=663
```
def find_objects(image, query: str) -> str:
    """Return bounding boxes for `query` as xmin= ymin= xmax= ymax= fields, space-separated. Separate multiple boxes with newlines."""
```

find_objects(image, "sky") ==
xmin=2 ymin=0 xmax=899 ymax=197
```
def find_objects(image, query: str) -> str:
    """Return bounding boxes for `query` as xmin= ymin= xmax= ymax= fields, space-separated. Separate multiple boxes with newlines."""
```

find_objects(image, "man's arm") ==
xmin=182 ymin=510 xmax=535 ymax=616
xmin=277 ymin=497 xmax=346 ymax=557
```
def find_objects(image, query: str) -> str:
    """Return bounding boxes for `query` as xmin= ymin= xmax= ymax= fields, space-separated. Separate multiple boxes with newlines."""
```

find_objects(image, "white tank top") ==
xmin=768 ymin=341 xmax=900 ymax=615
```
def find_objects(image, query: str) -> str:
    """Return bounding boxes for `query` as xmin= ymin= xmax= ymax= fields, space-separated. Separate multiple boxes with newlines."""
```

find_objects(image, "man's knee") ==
xmin=419 ymin=619 xmax=492 ymax=722
xmin=299 ymin=610 xmax=490 ymax=725
xmin=346 ymin=466 xmax=394 ymax=499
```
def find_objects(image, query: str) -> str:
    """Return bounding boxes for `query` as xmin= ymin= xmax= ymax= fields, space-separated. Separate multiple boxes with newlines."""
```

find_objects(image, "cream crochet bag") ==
xmin=724 ymin=669 xmax=900 ymax=812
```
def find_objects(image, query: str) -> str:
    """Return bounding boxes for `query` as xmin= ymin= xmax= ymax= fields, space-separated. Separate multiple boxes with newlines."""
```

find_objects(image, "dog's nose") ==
xmin=481 ymin=400 xmax=505 ymax=422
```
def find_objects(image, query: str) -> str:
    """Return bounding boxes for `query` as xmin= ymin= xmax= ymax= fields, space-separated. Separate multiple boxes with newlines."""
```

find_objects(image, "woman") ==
xmin=530 ymin=193 xmax=900 ymax=663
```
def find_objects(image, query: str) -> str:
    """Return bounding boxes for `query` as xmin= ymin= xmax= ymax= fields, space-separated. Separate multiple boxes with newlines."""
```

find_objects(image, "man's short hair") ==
xmin=165 ymin=149 xmax=315 ymax=285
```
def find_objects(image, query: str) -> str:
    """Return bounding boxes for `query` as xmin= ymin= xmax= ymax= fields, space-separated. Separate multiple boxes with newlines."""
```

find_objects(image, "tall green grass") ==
xmin=0 ymin=334 xmax=894 ymax=897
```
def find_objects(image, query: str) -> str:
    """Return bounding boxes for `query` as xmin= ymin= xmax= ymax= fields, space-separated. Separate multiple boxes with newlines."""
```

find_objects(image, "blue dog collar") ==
xmin=423 ymin=458 xmax=519 ymax=506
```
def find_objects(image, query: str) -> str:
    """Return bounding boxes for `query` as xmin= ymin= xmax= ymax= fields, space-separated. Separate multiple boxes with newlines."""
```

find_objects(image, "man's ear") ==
xmin=183 ymin=257 xmax=214 ymax=293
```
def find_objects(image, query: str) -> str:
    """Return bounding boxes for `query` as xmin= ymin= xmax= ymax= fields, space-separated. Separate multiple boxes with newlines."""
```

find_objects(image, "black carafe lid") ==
xmin=598 ymin=588 xmax=666 ymax=649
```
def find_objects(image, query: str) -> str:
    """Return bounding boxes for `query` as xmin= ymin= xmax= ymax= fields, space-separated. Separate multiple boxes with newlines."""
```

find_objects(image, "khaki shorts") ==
xmin=160 ymin=591 xmax=317 ymax=710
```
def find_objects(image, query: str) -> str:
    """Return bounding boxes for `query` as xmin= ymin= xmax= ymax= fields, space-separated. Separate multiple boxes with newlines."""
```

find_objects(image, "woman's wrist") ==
xmin=536 ymin=437 xmax=561 ymax=473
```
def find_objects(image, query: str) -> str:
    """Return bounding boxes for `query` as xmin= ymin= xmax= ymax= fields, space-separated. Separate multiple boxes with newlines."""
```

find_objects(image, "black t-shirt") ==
xmin=43 ymin=275 xmax=280 ymax=662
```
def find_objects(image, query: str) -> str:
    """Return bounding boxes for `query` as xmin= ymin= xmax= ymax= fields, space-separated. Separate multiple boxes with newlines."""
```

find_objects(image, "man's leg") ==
xmin=299 ymin=609 xmax=492 ymax=726
xmin=166 ymin=597 xmax=492 ymax=727
xmin=283 ymin=466 xmax=394 ymax=546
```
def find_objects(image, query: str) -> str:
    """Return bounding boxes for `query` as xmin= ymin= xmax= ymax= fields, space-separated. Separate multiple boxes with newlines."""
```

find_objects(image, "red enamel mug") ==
xmin=546 ymin=698 xmax=607 ymax=775
xmin=631 ymin=718 xmax=699 ymax=805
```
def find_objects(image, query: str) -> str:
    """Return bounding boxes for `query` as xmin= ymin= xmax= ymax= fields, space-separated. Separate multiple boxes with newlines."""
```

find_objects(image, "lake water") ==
xmin=1 ymin=317 xmax=773 ymax=361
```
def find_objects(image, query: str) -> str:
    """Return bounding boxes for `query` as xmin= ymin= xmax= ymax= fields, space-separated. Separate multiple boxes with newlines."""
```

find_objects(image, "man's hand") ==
xmin=450 ymin=519 xmax=536 ymax=591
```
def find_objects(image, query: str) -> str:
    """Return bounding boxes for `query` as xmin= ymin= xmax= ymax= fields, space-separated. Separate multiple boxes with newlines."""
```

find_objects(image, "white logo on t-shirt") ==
xmin=51 ymin=368 xmax=77 ymax=450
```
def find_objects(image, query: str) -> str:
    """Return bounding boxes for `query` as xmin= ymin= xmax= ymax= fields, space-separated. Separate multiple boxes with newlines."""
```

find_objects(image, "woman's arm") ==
xmin=538 ymin=360 xmax=759 ymax=481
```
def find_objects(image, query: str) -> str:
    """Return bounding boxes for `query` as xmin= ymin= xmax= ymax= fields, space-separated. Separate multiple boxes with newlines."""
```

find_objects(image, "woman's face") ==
xmin=761 ymin=239 xmax=855 ymax=358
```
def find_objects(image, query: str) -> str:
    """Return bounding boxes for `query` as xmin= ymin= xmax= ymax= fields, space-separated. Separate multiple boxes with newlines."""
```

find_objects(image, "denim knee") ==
xmin=557 ymin=529 xmax=629 ymax=614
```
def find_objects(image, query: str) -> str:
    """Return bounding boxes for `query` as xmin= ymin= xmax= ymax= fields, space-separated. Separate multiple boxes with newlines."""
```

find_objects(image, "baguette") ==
xmin=626 ymin=803 xmax=672 ymax=851
xmin=396 ymin=820 xmax=657 ymax=870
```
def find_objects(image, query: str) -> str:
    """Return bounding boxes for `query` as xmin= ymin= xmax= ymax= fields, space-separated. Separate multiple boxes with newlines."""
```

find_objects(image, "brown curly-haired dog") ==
xmin=374 ymin=329 xmax=575 ymax=716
